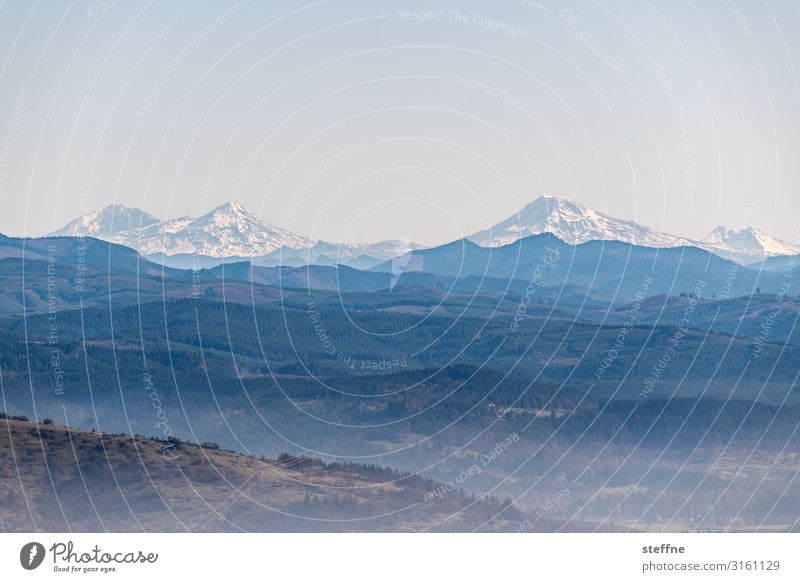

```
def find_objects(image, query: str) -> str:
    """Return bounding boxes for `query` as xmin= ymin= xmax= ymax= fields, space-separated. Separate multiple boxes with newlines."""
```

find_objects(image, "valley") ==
xmin=1 ymin=198 xmax=798 ymax=532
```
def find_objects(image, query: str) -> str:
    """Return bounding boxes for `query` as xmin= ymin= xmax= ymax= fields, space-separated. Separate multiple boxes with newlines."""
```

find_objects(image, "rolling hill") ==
xmin=0 ymin=417 xmax=538 ymax=532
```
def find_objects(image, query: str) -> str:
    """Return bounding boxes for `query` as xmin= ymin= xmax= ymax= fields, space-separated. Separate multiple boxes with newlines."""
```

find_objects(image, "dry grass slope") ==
xmin=0 ymin=418 xmax=549 ymax=532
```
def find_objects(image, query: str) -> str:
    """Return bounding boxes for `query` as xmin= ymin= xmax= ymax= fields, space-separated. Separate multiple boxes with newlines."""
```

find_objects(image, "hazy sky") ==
xmin=0 ymin=0 xmax=798 ymax=246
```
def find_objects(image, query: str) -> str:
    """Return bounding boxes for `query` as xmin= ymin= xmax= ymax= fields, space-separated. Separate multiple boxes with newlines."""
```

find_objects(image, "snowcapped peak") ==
xmin=209 ymin=201 xmax=249 ymax=215
xmin=700 ymin=226 xmax=800 ymax=263
xmin=703 ymin=225 xmax=763 ymax=240
xmin=468 ymin=196 xmax=799 ymax=264
xmin=51 ymin=204 xmax=160 ymax=238
xmin=49 ymin=201 xmax=429 ymax=264
xmin=704 ymin=225 xmax=728 ymax=237
xmin=540 ymin=194 xmax=582 ymax=205
xmin=195 ymin=201 xmax=261 ymax=227
xmin=469 ymin=195 xmax=692 ymax=249
xmin=51 ymin=201 xmax=314 ymax=257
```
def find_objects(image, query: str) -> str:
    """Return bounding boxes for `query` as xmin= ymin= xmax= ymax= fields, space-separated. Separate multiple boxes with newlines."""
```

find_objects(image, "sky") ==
xmin=0 ymin=0 xmax=798 ymax=246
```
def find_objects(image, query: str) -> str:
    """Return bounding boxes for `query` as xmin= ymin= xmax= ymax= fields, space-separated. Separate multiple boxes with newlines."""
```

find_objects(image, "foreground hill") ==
xmin=0 ymin=417 xmax=543 ymax=533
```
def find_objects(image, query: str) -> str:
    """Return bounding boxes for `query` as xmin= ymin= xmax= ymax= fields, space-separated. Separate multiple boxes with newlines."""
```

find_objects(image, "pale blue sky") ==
xmin=0 ymin=0 xmax=798 ymax=245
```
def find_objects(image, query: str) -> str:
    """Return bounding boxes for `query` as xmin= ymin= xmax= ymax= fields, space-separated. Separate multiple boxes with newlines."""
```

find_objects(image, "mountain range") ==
xmin=49 ymin=196 xmax=799 ymax=266
xmin=4 ymin=205 xmax=800 ymax=532
xmin=51 ymin=202 xmax=310 ymax=256
xmin=51 ymin=202 xmax=421 ymax=269
xmin=467 ymin=196 xmax=799 ymax=264
xmin=700 ymin=225 xmax=799 ymax=263
xmin=371 ymin=233 xmax=796 ymax=301
xmin=468 ymin=196 xmax=692 ymax=249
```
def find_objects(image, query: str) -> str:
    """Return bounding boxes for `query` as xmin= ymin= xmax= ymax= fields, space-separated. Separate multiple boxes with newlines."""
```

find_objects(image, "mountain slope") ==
xmin=374 ymin=233 xmax=797 ymax=300
xmin=51 ymin=203 xmax=160 ymax=238
xmin=469 ymin=195 xmax=798 ymax=264
xmin=63 ymin=202 xmax=315 ymax=257
xmin=0 ymin=417 xmax=534 ymax=532
xmin=140 ymin=202 xmax=313 ymax=256
xmin=50 ymin=203 xmax=422 ymax=265
xmin=701 ymin=226 xmax=800 ymax=264
xmin=469 ymin=196 xmax=693 ymax=249
xmin=254 ymin=239 xmax=423 ymax=268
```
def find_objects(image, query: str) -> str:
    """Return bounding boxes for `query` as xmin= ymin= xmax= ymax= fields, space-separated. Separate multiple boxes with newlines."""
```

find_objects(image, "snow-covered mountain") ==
xmin=50 ymin=203 xmax=422 ymax=265
xmin=52 ymin=197 xmax=797 ymax=267
xmin=51 ymin=204 xmax=161 ymax=239
xmin=468 ymin=195 xmax=798 ymax=264
xmin=700 ymin=227 xmax=800 ymax=265
xmin=52 ymin=202 xmax=312 ymax=257
xmin=468 ymin=196 xmax=694 ymax=249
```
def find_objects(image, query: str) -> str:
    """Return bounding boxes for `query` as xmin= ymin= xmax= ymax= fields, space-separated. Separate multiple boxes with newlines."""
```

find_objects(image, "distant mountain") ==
xmin=701 ymin=226 xmax=800 ymax=264
xmin=51 ymin=203 xmax=160 ymax=238
xmin=0 ymin=233 xmax=201 ymax=315
xmin=468 ymin=196 xmax=693 ymax=249
xmin=254 ymin=239 xmax=423 ymax=269
xmin=748 ymin=254 xmax=800 ymax=273
xmin=373 ymin=233 xmax=797 ymax=301
xmin=54 ymin=202 xmax=313 ymax=257
xmin=51 ymin=203 xmax=422 ymax=266
xmin=0 ymin=232 xmax=168 ymax=275
xmin=601 ymin=292 xmax=800 ymax=345
xmin=49 ymin=197 xmax=798 ymax=266
xmin=468 ymin=195 xmax=799 ymax=265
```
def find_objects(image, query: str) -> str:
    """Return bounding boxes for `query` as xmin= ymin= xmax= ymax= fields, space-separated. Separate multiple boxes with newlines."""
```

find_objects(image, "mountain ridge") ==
xmin=52 ymin=201 xmax=312 ymax=257
xmin=50 ymin=197 xmax=799 ymax=266
xmin=468 ymin=195 xmax=800 ymax=264
xmin=51 ymin=202 xmax=421 ymax=266
xmin=468 ymin=195 xmax=694 ymax=249
xmin=0 ymin=416 xmax=535 ymax=532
